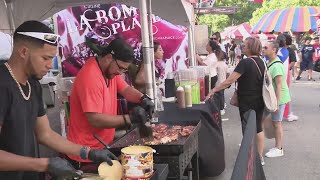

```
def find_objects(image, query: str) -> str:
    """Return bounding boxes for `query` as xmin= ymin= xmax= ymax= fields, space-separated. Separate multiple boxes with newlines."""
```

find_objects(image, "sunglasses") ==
xmin=17 ymin=32 xmax=60 ymax=44
xmin=114 ymin=59 xmax=128 ymax=73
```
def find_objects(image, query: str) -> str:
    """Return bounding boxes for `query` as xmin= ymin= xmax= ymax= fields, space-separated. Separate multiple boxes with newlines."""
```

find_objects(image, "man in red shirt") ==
xmin=313 ymin=36 xmax=320 ymax=79
xmin=67 ymin=39 xmax=153 ymax=167
xmin=313 ymin=36 xmax=320 ymax=62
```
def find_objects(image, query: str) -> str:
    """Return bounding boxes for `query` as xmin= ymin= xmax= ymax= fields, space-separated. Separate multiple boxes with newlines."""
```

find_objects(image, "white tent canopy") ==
xmin=1 ymin=0 xmax=192 ymax=33
xmin=0 ymin=32 xmax=12 ymax=60
xmin=0 ymin=0 xmax=11 ymax=34
xmin=0 ymin=0 xmax=194 ymax=110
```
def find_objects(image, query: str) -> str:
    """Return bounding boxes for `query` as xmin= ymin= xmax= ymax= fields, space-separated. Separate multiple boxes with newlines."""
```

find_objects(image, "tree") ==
xmin=196 ymin=0 xmax=262 ymax=34
xmin=197 ymin=14 xmax=230 ymax=34
xmin=215 ymin=0 xmax=262 ymax=26
xmin=250 ymin=0 xmax=320 ymax=25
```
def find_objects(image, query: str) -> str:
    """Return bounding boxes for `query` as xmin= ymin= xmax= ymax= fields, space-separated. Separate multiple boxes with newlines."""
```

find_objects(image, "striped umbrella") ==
xmin=252 ymin=7 xmax=320 ymax=33
xmin=222 ymin=23 xmax=252 ymax=39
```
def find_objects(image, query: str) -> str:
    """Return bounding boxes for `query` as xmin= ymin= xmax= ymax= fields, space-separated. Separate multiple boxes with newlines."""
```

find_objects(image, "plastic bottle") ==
xmin=176 ymin=86 xmax=185 ymax=108
xmin=59 ymin=106 xmax=67 ymax=138
xmin=184 ymin=85 xmax=192 ymax=107
xmin=156 ymin=86 xmax=164 ymax=111
xmin=205 ymin=74 xmax=210 ymax=96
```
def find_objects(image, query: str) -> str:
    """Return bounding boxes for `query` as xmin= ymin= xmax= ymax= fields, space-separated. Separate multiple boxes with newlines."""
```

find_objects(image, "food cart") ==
xmin=53 ymin=2 xmax=225 ymax=179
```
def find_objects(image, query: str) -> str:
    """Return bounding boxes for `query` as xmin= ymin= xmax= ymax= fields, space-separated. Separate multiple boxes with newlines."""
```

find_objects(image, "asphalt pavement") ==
xmin=206 ymin=72 xmax=320 ymax=180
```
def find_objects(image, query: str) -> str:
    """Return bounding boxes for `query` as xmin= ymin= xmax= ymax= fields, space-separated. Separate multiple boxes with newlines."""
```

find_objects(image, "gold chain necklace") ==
xmin=4 ymin=62 xmax=31 ymax=100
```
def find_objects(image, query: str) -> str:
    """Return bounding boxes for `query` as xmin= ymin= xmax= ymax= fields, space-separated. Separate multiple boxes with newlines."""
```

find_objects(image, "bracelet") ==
xmin=80 ymin=146 xmax=89 ymax=160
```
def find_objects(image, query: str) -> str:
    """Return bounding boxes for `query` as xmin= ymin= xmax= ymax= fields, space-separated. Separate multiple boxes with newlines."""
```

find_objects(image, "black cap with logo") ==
xmin=102 ymin=38 xmax=134 ymax=63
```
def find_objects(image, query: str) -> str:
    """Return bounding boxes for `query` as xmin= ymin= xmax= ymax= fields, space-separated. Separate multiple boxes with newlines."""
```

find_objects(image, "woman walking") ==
xmin=205 ymin=37 xmax=266 ymax=165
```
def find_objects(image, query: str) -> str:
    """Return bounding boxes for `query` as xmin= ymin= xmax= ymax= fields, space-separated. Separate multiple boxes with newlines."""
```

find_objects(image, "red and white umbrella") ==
xmin=221 ymin=25 xmax=237 ymax=39
xmin=221 ymin=23 xmax=252 ymax=39
xmin=222 ymin=22 xmax=276 ymax=40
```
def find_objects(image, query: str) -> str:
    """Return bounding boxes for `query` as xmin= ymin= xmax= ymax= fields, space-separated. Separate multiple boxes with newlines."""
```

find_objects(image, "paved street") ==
xmin=209 ymin=73 xmax=320 ymax=180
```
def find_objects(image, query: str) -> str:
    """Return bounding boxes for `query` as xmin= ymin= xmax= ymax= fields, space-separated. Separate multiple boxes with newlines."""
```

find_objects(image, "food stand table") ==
xmin=109 ymin=95 xmax=225 ymax=179
xmin=160 ymin=95 xmax=225 ymax=178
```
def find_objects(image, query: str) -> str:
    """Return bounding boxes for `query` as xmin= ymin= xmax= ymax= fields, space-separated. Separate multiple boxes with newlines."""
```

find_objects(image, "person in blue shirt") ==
xmin=296 ymin=37 xmax=315 ymax=81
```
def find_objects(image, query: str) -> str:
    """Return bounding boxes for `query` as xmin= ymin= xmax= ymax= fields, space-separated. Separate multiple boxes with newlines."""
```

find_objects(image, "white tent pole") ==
xmin=4 ymin=1 xmax=15 ymax=35
xmin=139 ymin=0 xmax=155 ymax=103
xmin=187 ymin=4 xmax=196 ymax=67
xmin=146 ymin=0 xmax=158 ymax=111
xmin=188 ymin=25 xmax=196 ymax=66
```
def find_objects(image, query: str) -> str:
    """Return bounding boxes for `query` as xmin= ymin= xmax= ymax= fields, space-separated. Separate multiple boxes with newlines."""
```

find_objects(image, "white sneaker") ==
xmin=260 ymin=156 xmax=265 ymax=166
xmin=220 ymin=109 xmax=226 ymax=116
xmin=224 ymin=103 xmax=227 ymax=109
xmin=265 ymin=147 xmax=284 ymax=158
xmin=287 ymin=113 xmax=299 ymax=122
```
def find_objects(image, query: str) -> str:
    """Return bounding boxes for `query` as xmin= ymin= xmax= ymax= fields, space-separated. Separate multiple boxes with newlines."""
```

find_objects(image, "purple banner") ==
xmin=54 ymin=3 xmax=189 ymax=78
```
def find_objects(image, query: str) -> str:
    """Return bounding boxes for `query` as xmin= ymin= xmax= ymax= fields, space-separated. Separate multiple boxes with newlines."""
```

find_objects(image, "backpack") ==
xmin=250 ymin=58 xmax=278 ymax=112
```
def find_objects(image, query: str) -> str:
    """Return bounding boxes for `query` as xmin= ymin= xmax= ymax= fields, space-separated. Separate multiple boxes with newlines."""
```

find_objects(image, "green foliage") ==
xmin=215 ymin=0 xmax=262 ymax=25
xmin=197 ymin=14 xmax=230 ymax=34
xmin=197 ymin=0 xmax=262 ymax=33
xmin=250 ymin=0 xmax=320 ymax=25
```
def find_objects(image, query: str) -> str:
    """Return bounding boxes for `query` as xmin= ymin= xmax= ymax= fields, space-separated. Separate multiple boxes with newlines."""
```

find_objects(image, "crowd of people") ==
xmin=204 ymin=31 xmax=320 ymax=166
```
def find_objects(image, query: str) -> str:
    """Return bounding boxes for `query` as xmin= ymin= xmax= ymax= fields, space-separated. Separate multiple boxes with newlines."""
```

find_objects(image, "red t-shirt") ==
xmin=313 ymin=43 xmax=320 ymax=62
xmin=67 ymin=57 xmax=128 ymax=162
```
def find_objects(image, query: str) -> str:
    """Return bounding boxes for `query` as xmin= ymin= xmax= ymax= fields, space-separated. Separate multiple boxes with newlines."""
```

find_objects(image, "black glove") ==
xmin=48 ymin=157 xmax=82 ymax=179
xmin=88 ymin=149 xmax=118 ymax=166
xmin=129 ymin=106 xmax=149 ymax=125
xmin=140 ymin=94 xmax=155 ymax=118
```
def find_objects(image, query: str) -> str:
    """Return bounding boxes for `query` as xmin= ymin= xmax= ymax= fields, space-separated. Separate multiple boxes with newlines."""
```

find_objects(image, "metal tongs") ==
xmin=93 ymin=134 xmax=111 ymax=149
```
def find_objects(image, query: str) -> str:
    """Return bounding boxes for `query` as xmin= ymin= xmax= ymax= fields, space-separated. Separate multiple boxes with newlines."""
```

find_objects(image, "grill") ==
xmin=110 ymin=120 xmax=201 ymax=180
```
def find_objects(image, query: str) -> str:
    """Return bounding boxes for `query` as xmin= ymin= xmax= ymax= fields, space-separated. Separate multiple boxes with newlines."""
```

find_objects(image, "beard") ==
xmin=104 ymin=65 xmax=116 ymax=79
xmin=26 ymin=55 xmax=43 ymax=80
xmin=31 ymin=74 xmax=42 ymax=80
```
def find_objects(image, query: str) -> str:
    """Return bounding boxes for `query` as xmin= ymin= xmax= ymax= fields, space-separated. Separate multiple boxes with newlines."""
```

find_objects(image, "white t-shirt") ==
xmin=203 ymin=53 xmax=218 ymax=77
xmin=220 ymin=43 xmax=226 ymax=53
xmin=235 ymin=46 xmax=241 ymax=56
xmin=216 ymin=61 xmax=229 ymax=85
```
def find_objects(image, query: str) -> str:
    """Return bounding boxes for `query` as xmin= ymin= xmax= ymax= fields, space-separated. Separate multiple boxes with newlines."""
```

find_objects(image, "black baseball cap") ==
xmin=103 ymin=38 xmax=134 ymax=63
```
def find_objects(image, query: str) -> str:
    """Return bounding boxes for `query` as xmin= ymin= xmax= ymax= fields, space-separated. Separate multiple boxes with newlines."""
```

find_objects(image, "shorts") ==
xmin=270 ymin=104 xmax=286 ymax=122
xmin=217 ymin=90 xmax=225 ymax=110
xmin=238 ymin=95 xmax=265 ymax=134
xmin=300 ymin=61 xmax=313 ymax=71
xmin=211 ymin=76 xmax=218 ymax=89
